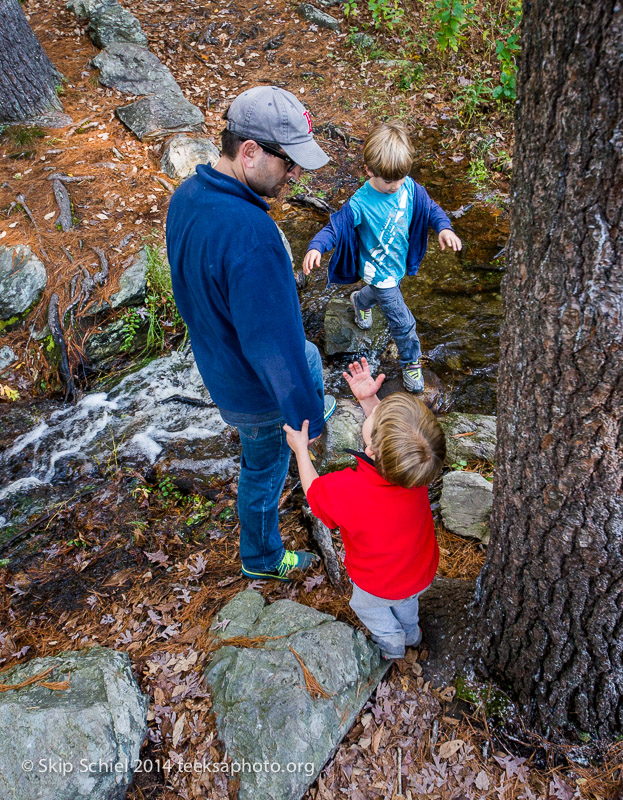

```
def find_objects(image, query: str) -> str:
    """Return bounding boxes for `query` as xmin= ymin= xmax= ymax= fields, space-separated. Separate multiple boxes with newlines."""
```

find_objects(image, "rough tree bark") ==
xmin=475 ymin=1 xmax=623 ymax=740
xmin=0 ymin=0 xmax=62 ymax=124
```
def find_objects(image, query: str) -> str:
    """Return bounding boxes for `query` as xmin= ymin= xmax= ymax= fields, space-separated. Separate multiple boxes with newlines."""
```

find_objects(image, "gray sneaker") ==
xmin=350 ymin=290 xmax=373 ymax=330
xmin=402 ymin=363 xmax=425 ymax=393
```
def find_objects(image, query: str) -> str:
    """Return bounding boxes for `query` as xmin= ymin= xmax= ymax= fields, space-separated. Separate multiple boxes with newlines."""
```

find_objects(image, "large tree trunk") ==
xmin=0 ymin=0 xmax=62 ymax=124
xmin=475 ymin=1 xmax=623 ymax=740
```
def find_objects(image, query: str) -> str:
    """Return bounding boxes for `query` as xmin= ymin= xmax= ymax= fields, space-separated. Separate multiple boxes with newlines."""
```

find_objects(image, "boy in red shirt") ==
xmin=284 ymin=357 xmax=446 ymax=660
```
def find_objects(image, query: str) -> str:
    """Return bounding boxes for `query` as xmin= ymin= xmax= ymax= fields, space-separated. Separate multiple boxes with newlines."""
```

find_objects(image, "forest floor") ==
xmin=1 ymin=0 xmax=622 ymax=798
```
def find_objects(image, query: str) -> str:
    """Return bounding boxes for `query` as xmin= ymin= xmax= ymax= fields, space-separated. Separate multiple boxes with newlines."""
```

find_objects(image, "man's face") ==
xmin=250 ymin=147 xmax=302 ymax=198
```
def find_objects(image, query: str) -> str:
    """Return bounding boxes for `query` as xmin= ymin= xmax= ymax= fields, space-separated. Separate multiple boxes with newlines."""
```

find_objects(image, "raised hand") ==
xmin=343 ymin=357 xmax=385 ymax=402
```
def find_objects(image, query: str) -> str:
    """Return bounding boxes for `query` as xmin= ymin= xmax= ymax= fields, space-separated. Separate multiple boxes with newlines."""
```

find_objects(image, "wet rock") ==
xmin=92 ymin=43 xmax=180 ymax=95
xmin=84 ymin=314 xmax=149 ymax=363
xmin=116 ymin=91 xmax=204 ymax=141
xmin=0 ymin=245 xmax=47 ymax=330
xmin=161 ymin=134 xmax=220 ymax=180
xmin=0 ymin=345 xmax=17 ymax=370
xmin=0 ymin=646 xmax=148 ymax=800
xmin=297 ymin=3 xmax=341 ymax=30
xmin=205 ymin=591 xmax=388 ymax=800
xmin=419 ymin=369 xmax=444 ymax=412
xmin=440 ymin=470 xmax=492 ymax=543
xmin=324 ymin=296 xmax=389 ymax=355
xmin=438 ymin=412 xmax=496 ymax=465
xmin=318 ymin=397 xmax=364 ymax=472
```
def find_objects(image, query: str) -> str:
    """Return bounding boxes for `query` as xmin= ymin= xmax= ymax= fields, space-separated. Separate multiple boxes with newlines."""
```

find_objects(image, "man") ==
xmin=166 ymin=86 xmax=335 ymax=581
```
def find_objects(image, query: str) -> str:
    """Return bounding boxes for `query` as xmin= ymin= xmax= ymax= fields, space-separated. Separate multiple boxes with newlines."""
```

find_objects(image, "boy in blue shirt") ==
xmin=303 ymin=122 xmax=462 ymax=393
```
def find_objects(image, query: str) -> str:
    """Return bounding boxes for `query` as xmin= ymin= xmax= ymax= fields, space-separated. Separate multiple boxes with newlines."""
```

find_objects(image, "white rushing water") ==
xmin=0 ymin=352 xmax=232 ymax=515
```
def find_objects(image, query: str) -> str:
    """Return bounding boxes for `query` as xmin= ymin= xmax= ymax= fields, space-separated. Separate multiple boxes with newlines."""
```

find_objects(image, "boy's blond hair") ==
xmin=370 ymin=393 xmax=446 ymax=488
xmin=363 ymin=122 xmax=414 ymax=181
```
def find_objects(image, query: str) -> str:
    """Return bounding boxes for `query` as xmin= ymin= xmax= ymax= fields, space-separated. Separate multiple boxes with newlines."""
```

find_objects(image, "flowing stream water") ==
xmin=0 ymin=151 xmax=509 ymax=540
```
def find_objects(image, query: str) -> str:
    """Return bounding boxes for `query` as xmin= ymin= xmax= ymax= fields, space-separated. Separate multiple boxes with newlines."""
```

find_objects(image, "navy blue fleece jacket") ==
xmin=166 ymin=165 xmax=324 ymax=437
xmin=307 ymin=179 xmax=453 ymax=284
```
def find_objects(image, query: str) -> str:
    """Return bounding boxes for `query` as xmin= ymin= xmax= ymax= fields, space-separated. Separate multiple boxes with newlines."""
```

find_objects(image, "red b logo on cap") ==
xmin=303 ymin=110 xmax=312 ymax=134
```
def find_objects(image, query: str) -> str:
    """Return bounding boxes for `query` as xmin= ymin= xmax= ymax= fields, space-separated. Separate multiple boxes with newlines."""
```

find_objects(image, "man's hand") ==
xmin=438 ymin=229 xmax=462 ymax=251
xmin=283 ymin=420 xmax=311 ymax=454
xmin=303 ymin=249 xmax=322 ymax=275
xmin=343 ymin=357 xmax=385 ymax=403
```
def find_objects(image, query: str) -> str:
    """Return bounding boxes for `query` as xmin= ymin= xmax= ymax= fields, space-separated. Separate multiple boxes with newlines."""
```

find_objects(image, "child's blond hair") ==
xmin=362 ymin=122 xmax=414 ymax=181
xmin=370 ymin=393 xmax=445 ymax=488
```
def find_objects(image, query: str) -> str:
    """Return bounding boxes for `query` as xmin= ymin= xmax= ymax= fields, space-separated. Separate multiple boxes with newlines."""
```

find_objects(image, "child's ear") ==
xmin=364 ymin=165 xmax=375 ymax=179
xmin=364 ymin=444 xmax=376 ymax=460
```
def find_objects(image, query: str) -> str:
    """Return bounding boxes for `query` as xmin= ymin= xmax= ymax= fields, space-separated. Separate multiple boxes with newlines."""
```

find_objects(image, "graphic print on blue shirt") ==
xmin=350 ymin=176 xmax=415 ymax=288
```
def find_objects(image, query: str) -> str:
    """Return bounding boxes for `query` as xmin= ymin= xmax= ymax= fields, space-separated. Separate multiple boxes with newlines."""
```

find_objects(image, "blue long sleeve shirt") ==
xmin=166 ymin=165 xmax=324 ymax=437
xmin=307 ymin=177 xmax=453 ymax=285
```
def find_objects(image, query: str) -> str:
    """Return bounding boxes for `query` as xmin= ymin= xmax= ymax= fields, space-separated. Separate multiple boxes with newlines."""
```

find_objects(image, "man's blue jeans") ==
xmin=229 ymin=341 xmax=324 ymax=572
xmin=356 ymin=283 xmax=421 ymax=366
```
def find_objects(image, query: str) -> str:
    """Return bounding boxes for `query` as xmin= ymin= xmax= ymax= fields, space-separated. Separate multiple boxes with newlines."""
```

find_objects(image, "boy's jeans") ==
xmin=355 ymin=283 xmax=421 ymax=367
xmin=350 ymin=582 xmax=424 ymax=658
xmin=223 ymin=341 xmax=324 ymax=572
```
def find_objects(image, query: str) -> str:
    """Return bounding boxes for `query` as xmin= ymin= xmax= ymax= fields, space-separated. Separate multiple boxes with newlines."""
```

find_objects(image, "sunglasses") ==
xmin=255 ymin=141 xmax=297 ymax=173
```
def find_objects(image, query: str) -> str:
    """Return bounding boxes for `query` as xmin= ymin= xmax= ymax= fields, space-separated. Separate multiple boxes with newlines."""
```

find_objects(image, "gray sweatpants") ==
xmin=350 ymin=582 xmax=424 ymax=659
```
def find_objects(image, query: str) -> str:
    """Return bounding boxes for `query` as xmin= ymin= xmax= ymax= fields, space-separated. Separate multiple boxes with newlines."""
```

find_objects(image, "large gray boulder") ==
xmin=92 ymin=43 xmax=181 ymax=95
xmin=324 ymin=296 xmax=389 ymax=355
xmin=0 ymin=245 xmax=47 ymax=329
xmin=88 ymin=5 xmax=147 ymax=48
xmin=160 ymin=134 xmax=220 ymax=180
xmin=92 ymin=45 xmax=204 ymax=140
xmin=438 ymin=412 xmax=496 ymax=465
xmin=116 ymin=91 xmax=204 ymax=141
xmin=297 ymin=3 xmax=341 ymax=30
xmin=0 ymin=646 xmax=148 ymax=800
xmin=68 ymin=0 xmax=147 ymax=47
xmin=205 ymin=591 xmax=389 ymax=800
xmin=440 ymin=470 xmax=492 ymax=543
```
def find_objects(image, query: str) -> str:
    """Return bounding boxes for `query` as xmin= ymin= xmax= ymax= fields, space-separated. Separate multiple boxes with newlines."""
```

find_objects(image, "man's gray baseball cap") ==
xmin=225 ymin=86 xmax=329 ymax=170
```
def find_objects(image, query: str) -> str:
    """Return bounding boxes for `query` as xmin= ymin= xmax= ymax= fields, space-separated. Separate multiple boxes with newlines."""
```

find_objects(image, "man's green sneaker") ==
xmin=241 ymin=550 xmax=319 ymax=582
xmin=403 ymin=363 xmax=425 ymax=393
xmin=350 ymin=290 xmax=373 ymax=330
xmin=323 ymin=394 xmax=337 ymax=422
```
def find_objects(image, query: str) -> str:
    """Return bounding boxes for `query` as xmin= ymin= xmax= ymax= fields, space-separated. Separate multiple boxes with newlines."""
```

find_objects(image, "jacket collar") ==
xmin=196 ymin=164 xmax=270 ymax=212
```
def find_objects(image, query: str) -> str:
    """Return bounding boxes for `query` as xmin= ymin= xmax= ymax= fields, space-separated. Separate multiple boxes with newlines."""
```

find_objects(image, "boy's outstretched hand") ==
xmin=438 ymin=229 xmax=462 ymax=251
xmin=343 ymin=358 xmax=384 ymax=410
xmin=302 ymin=249 xmax=322 ymax=275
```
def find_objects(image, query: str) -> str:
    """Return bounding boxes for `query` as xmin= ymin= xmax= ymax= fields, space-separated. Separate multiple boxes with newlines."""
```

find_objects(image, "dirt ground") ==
xmin=0 ymin=0 xmax=621 ymax=798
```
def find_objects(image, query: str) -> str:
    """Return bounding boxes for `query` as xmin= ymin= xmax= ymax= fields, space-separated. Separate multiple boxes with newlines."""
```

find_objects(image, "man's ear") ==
xmin=239 ymin=139 xmax=260 ymax=169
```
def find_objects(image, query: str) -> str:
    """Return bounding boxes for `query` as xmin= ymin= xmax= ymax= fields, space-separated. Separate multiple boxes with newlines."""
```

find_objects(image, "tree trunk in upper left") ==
xmin=0 ymin=0 xmax=62 ymax=124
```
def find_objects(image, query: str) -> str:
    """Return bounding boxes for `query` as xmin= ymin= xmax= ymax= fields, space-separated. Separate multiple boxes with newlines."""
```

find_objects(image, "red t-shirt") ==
xmin=307 ymin=455 xmax=439 ymax=600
